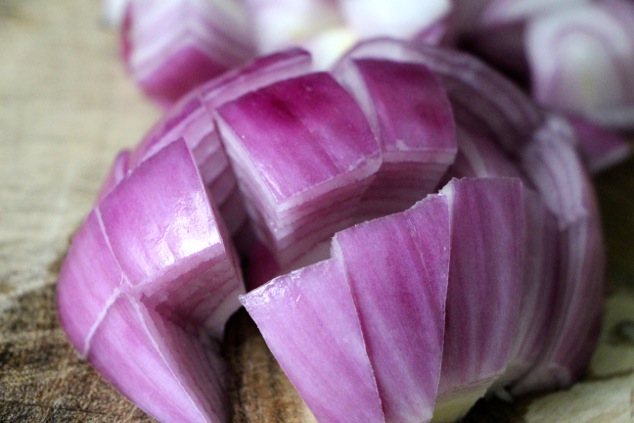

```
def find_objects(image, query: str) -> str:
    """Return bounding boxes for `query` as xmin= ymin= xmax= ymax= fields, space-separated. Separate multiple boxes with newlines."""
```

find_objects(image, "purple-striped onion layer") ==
xmin=57 ymin=140 xmax=244 ymax=422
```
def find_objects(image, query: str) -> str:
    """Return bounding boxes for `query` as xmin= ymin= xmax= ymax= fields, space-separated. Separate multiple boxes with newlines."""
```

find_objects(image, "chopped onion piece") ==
xmin=57 ymin=140 xmax=243 ymax=422
xmin=216 ymin=72 xmax=380 ymax=265
xmin=513 ymin=116 xmax=605 ymax=394
xmin=526 ymin=1 xmax=634 ymax=129
xmin=335 ymin=58 xmax=456 ymax=216
xmin=120 ymin=48 xmax=312 ymax=247
xmin=334 ymin=38 xmax=543 ymax=155
xmin=332 ymin=194 xmax=450 ymax=423
xmin=433 ymin=177 xmax=524 ymax=422
xmin=493 ymin=190 xmax=560 ymax=390
xmin=122 ymin=0 xmax=255 ymax=107
xmin=241 ymin=258 xmax=385 ymax=423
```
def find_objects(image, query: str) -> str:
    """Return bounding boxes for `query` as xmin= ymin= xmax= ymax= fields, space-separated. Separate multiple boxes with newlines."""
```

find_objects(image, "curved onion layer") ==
xmin=98 ymin=48 xmax=312 ymax=251
xmin=216 ymin=71 xmax=381 ymax=266
xmin=60 ymin=41 xmax=605 ymax=422
xmin=433 ymin=178 xmax=524 ymax=422
xmin=334 ymin=57 xmax=457 ymax=216
xmin=452 ymin=0 xmax=634 ymax=134
xmin=57 ymin=140 xmax=243 ymax=422
xmin=526 ymin=0 xmax=634 ymax=130
xmin=121 ymin=0 xmax=255 ymax=107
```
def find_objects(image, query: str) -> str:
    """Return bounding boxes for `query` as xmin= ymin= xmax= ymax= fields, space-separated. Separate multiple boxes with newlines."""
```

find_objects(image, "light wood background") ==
xmin=1 ymin=1 xmax=632 ymax=421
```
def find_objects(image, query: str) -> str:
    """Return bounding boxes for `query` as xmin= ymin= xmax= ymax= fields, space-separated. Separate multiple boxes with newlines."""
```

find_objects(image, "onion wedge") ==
xmin=57 ymin=140 xmax=243 ymax=422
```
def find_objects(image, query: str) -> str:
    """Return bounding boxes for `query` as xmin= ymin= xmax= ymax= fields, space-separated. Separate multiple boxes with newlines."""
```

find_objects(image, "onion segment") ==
xmin=513 ymin=116 xmax=605 ymax=393
xmin=57 ymin=139 xmax=243 ymax=422
xmin=241 ymin=258 xmax=385 ymax=423
xmin=334 ymin=38 xmax=543 ymax=155
xmin=332 ymin=194 xmax=450 ymax=423
xmin=433 ymin=177 xmax=524 ymax=422
xmin=335 ymin=58 xmax=456 ymax=216
xmin=526 ymin=0 xmax=634 ymax=130
xmin=121 ymin=0 xmax=255 ymax=107
xmin=216 ymin=72 xmax=380 ymax=265
xmin=493 ymin=190 xmax=560 ymax=390
xmin=87 ymin=296 xmax=229 ymax=423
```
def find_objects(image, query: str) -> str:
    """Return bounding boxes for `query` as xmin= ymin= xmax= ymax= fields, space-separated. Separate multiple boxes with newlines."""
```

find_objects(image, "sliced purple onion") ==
xmin=122 ymin=0 xmax=255 ymax=107
xmin=526 ymin=0 xmax=634 ymax=130
xmin=332 ymin=194 xmax=450 ymax=423
xmin=335 ymin=57 xmax=456 ymax=216
xmin=57 ymin=139 xmax=243 ymax=422
xmin=334 ymin=38 xmax=544 ymax=155
xmin=60 ymin=37 xmax=610 ymax=421
xmin=243 ymin=191 xmax=454 ymax=423
xmin=241 ymin=258 xmax=385 ymax=423
xmin=493 ymin=189 xmax=560 ymax=390
xmin=512 ymin=115 xmax=605 ymax=394
xmin=111 ymin=48 xmax=312 ymax=248
xmin=450 ymin=0 xmax=634 ymax=133
xmin=216 ymin=71 xmax=380 ymax=266
xmin=433 ymin=177 xmax=524 ymax=422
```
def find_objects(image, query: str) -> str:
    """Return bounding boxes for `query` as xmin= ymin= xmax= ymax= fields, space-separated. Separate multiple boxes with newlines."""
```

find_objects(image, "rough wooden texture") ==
xmin=0 ymin=1 xmax=633 ymax=422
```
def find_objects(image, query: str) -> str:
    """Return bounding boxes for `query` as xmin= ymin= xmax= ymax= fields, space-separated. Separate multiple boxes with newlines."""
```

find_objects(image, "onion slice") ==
xmin=332 ymin=193 xmax=450 ymax=423
xmin=105 ymin=48 xmax=312 ymax=248
xmin=241 ymin=258 xmax=385 ymax=423
xmin=513 ymin=115 xmax=605 ymax=394
xmin=526 ymin=0 xmax=634 ymax=130
xmin=121 ymin=0 xmax=255 ymax=107
xmin=433 ymin=177 xmax=524 ymax=422
xmin=216 ymin=71 xmax=380 ymax=266
xmin=335 ymin=57 xmax=456 ymax=216
xmin=57 ymin=139 xmax=243 ymax=422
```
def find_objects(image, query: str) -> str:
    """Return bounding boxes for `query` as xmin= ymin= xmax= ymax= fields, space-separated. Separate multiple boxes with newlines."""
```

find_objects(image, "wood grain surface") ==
xmin=1 ymin=1 xmax=633 ymax=422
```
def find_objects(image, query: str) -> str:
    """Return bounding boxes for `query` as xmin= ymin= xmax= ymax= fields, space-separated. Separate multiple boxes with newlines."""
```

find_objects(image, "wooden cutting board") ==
xmin=1 ymin=1 xmax=633 ymax=421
